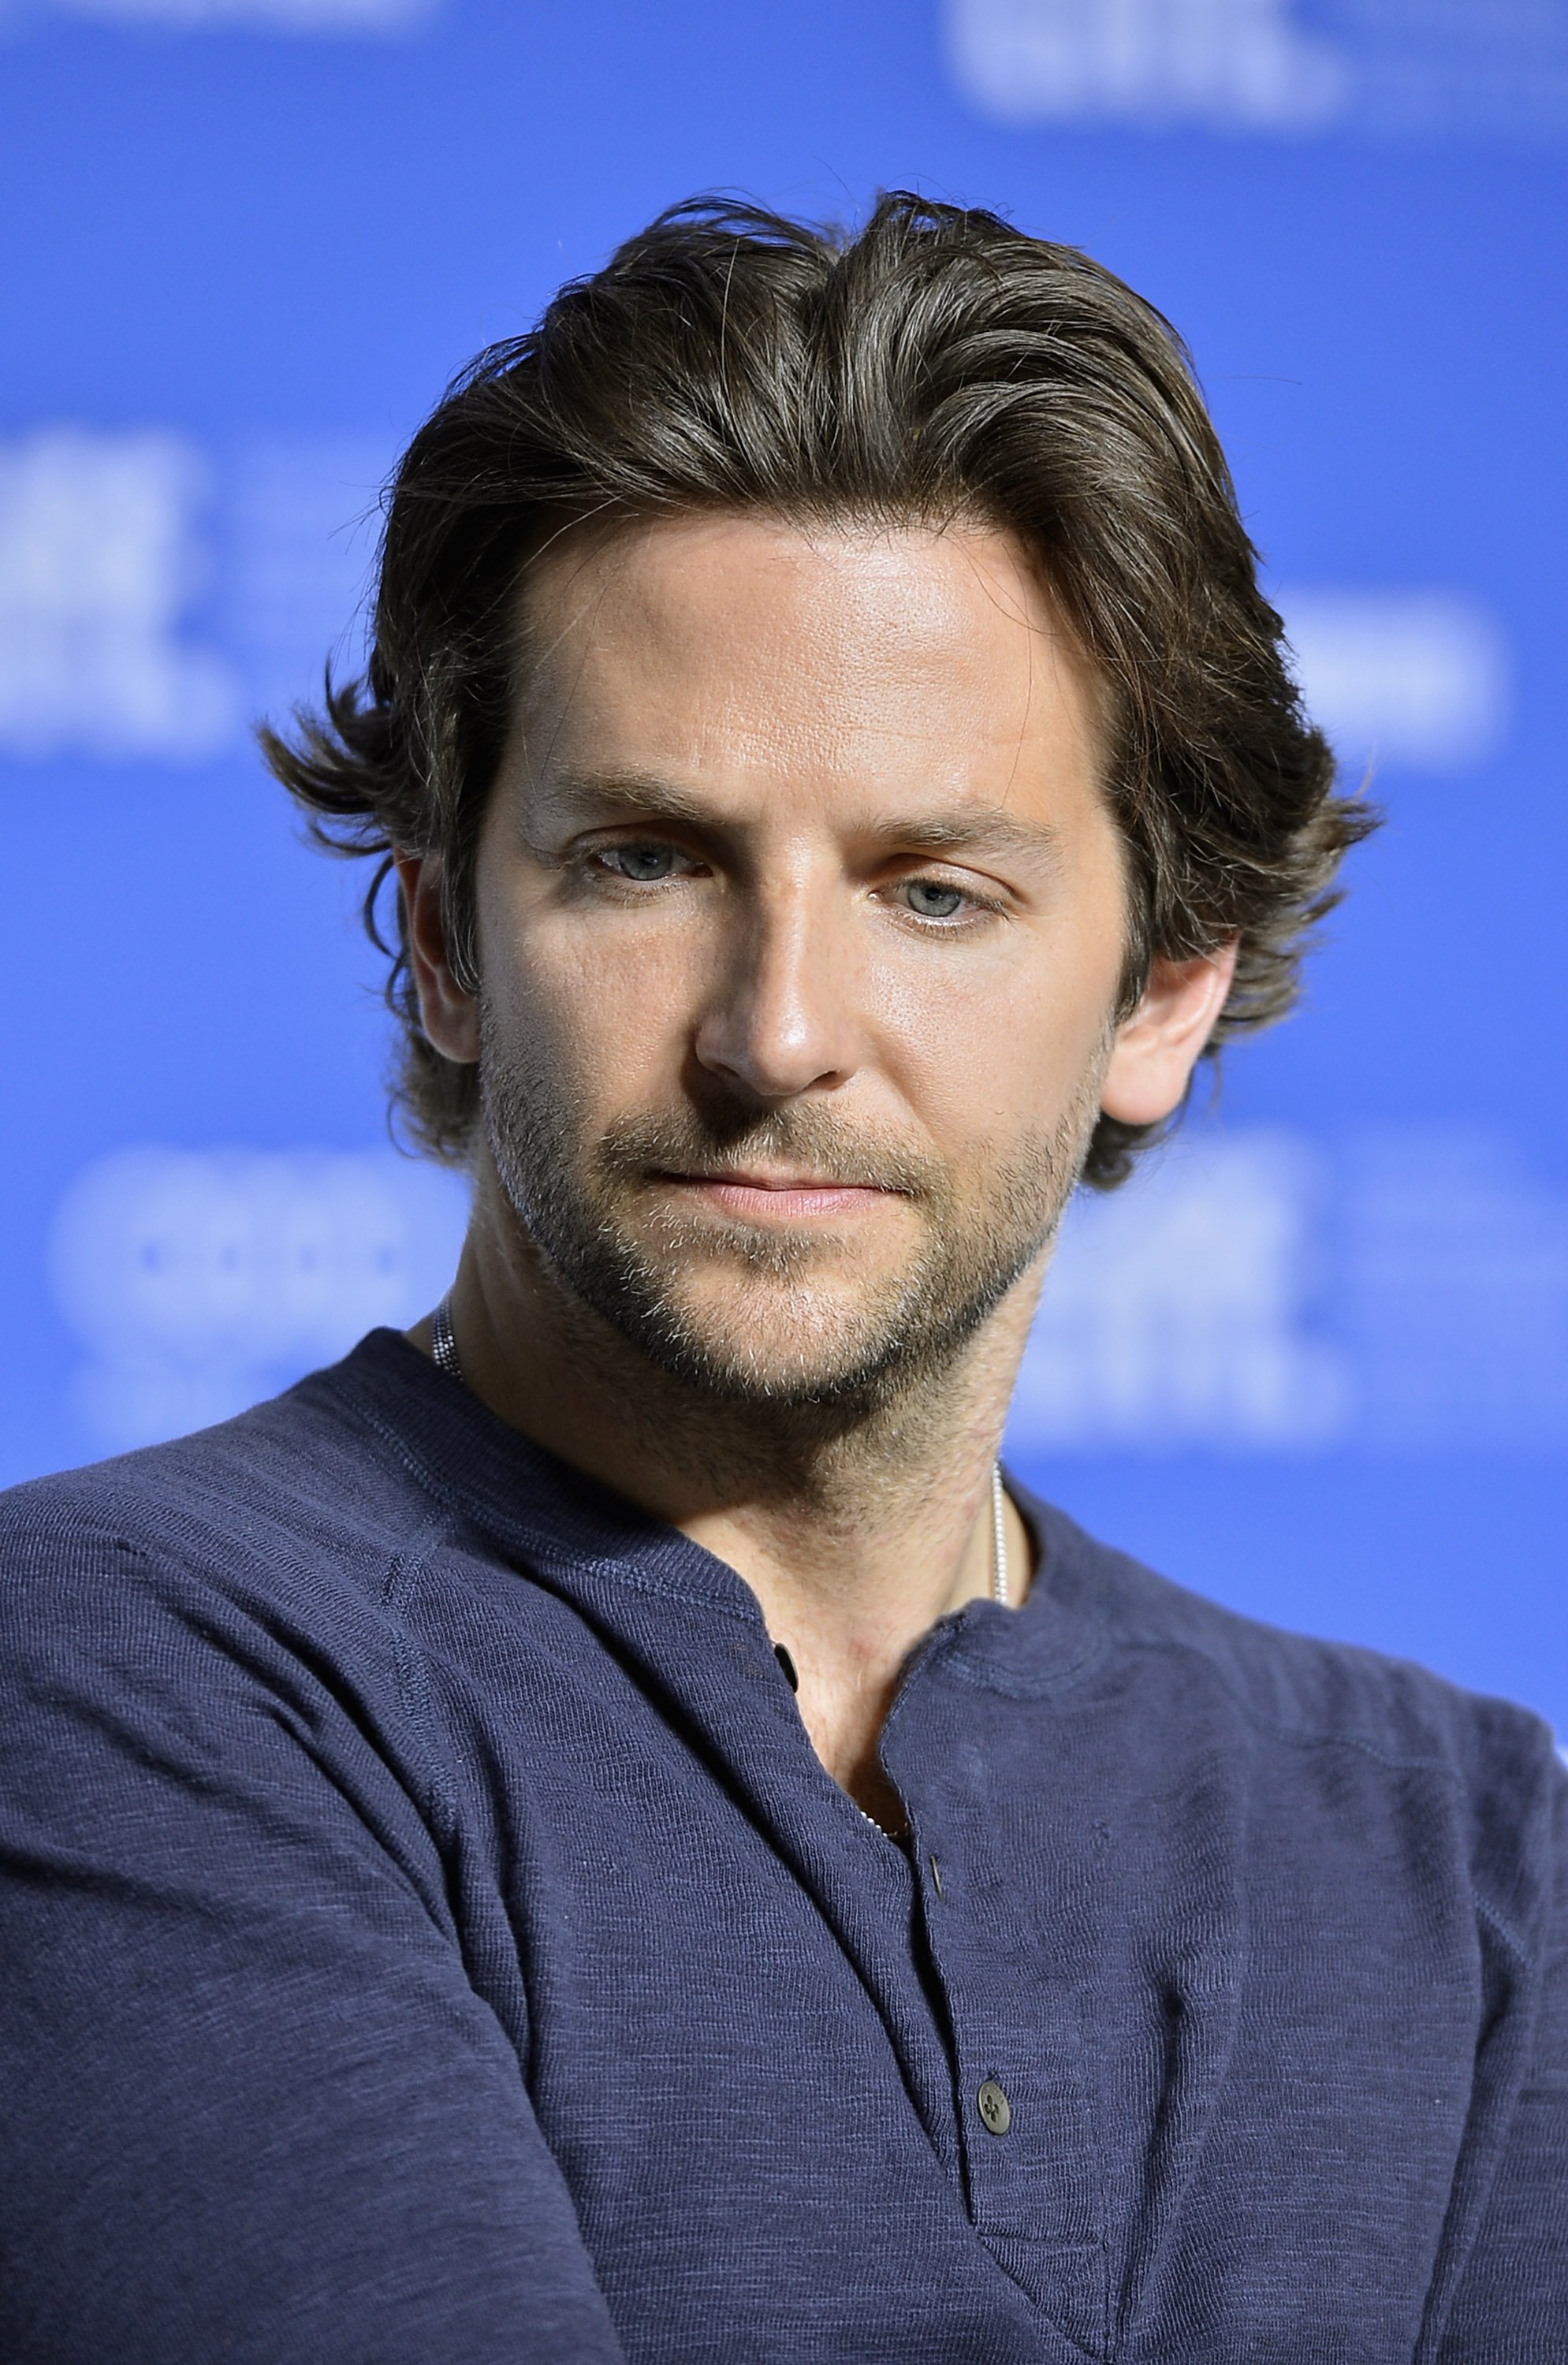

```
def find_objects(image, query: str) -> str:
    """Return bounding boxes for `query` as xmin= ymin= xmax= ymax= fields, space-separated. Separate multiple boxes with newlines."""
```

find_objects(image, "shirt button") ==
xmin=977 ymin=2079 xmax=1012 ymax=2136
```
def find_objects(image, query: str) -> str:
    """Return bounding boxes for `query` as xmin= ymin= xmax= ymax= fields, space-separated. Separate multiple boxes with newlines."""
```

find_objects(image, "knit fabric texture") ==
xmin=0 ymin=1328 xmax=1562 ymax=2361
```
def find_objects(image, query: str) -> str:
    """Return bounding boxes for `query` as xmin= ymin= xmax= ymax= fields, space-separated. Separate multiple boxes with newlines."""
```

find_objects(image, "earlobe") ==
xmin=1099 ymin=941 xmax=1238 ymax=1129
xmin=393 ymin=850 xmax=481 ymax=1067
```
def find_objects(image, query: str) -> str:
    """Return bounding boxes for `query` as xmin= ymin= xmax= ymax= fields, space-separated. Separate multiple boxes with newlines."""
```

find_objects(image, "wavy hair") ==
xmin=263 ymin=191 xmax=1372 ymax=1187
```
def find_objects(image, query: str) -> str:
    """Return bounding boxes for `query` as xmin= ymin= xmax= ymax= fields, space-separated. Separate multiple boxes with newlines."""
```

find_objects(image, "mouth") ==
xmin=650 ymin=1168 xmax=903 ymax=1221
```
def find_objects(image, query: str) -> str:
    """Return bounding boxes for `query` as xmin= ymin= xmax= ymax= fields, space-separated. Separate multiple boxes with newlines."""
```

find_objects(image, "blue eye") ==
xmin=903 ymin=879 xmax=966 ymax=919
xmin=606 ymin=844 xmax=678 ymax=881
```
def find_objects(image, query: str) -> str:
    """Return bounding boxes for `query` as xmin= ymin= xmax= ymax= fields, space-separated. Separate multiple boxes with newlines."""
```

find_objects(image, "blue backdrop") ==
xmin=3 ymin=0 xmax=1565 ymax=1734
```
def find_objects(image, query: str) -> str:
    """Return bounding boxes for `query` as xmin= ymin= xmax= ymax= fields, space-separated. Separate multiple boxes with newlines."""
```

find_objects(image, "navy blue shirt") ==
xmin=0 ymin=1328 xmax=1563 ymax=2361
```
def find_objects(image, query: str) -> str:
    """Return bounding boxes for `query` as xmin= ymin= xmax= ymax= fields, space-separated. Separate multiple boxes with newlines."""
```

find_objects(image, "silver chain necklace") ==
xmin=429 ymin=1291 xmax=464 ymax=1387
xmin=429 ymin=1291 xmax=1008 ymax=1609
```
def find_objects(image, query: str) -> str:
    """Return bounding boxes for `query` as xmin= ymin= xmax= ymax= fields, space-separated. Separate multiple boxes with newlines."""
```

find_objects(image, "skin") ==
xmin=399 ymin=512 xmax=1235 ymax=1829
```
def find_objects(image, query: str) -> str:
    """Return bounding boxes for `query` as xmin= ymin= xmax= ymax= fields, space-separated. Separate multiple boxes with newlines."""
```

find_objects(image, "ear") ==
xmin=393 ymin=850 xmax=480 ymax=1067
xmin=1099 ymin=941 xmax=1239 ymax=1128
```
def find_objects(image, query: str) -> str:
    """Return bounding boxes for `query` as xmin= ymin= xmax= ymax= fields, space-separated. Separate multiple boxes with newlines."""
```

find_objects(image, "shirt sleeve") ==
xmin=0 ymin=1516 xmax=628 ymax=2365
xmin=1433 ymin=1756 xmax=1568 ymax=2361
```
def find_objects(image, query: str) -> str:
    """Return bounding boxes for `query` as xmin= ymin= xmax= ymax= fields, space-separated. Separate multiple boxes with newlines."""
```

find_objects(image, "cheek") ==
xmin=481 ymin=892 xmax=702 ymax=1100
xmin=865 ymin=922 xmax=1122 ymax=1146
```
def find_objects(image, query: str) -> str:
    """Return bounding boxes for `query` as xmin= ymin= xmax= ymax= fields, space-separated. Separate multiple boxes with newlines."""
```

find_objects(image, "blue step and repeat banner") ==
xmin=3 ymin=0 xmax=1566 ymax=1730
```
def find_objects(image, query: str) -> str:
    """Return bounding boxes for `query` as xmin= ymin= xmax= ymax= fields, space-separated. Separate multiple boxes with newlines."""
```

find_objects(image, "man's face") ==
xmin=469 ymin=511 xmax=1129 ymax=1411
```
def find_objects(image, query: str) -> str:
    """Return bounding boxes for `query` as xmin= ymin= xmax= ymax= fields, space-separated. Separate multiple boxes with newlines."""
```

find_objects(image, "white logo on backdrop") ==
xmin=1004 ymin=1125 xmax=1568 ymax=1456
xmin=47 ymin=1127 xmax=1568 ymax=1457
xmin=947 ymin=0 xmax=1350 ymax=129
xmin=0 ymin=430 xmax=1511 ymax=776
xmin=0 ymin=430 xmax=384 ymax=761
xmin=222 ymin=436 xmax=386 ymax=715
xmin=50 ymin=1147 xmax=468 ymax=1450
xmin=0 ymin=430 xmax=237 ymax=758
xmin=27 ymin=0 xmax=434 ymax=29
xmin=1281 ymin=590 xmax=1510 ymax=772
xmin=947 ymin=0 xmax=1568 ymax=135
xmin=1343 ymin=1131 xmax=1568 ymax=1448
xmin=1008 ymin=1131 xmax=1347 ymax=1451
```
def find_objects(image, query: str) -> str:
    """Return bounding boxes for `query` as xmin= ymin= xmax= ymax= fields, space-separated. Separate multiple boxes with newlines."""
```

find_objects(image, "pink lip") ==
xmin=657 ymin=1171 xmax=896 ymax=1220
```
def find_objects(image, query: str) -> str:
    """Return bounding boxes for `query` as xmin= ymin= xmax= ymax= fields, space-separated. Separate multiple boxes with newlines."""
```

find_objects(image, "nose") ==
xmin=692 ymin=883 xmax=860 ymax=1104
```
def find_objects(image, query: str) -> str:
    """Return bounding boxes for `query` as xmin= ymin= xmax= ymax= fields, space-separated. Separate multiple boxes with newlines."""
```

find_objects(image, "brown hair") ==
xmin=264 ymin=192 xmax=1371 ymax=1188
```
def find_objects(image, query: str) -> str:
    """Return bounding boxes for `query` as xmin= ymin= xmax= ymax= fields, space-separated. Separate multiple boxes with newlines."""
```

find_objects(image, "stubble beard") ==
xmin=479 ymin=1007 xmax=1102 ymax=1437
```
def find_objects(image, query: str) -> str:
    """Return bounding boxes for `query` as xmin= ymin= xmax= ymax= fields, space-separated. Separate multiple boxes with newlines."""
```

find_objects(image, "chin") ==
xmin=628 ymin=1281 xmax=944 ymax=1413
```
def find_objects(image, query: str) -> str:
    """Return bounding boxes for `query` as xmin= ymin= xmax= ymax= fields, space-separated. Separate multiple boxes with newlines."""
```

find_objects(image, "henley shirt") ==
xmin=0 ymin=1326 xmax=1563 ymax=2362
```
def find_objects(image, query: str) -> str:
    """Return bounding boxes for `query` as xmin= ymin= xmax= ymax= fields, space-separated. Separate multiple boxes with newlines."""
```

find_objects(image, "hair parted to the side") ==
xmin=263 ymin=191 xmax=1372 ymax=1189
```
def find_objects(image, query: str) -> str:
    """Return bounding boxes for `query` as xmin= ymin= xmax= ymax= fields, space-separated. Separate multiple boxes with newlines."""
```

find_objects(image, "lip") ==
xmin=653 ymin=1169 xmax=899 ymax=1219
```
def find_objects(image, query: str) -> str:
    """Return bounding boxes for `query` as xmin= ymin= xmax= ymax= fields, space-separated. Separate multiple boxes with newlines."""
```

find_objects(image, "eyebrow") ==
xmin=542 ymin=768 xmax=1063 ymax=864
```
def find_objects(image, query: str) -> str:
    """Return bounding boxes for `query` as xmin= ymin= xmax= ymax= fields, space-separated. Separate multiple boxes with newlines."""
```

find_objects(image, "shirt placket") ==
xmin=888 ymin=1668 xmax=1111 ymax=2356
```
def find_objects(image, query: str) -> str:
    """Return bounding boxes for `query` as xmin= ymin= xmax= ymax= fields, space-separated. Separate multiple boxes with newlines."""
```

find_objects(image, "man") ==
xmin=0 ymin=196 xmax=1561 ymax=2362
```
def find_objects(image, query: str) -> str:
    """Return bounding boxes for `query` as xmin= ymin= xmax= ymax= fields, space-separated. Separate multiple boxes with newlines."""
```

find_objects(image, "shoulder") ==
xmin=1025 ymin=1485 xmax=1554 ymax=1770
xmin=1020 ymin=1486 xmax=1564 ymax=1943
xmin=0 ymin=1343 xmax=453 ymax=1655
xmin=0 ymin=1346 xmax=491 ymax=1853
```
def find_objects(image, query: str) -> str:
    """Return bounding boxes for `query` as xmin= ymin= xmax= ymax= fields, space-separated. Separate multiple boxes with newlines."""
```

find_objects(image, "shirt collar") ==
xmin=325 ymin=1325 xmax=1110 ymax=1700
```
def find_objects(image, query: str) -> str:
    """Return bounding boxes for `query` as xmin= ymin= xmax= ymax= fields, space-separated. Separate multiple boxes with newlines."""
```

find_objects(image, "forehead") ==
xmin=506 ymin=509 xmax=1105 ymax=818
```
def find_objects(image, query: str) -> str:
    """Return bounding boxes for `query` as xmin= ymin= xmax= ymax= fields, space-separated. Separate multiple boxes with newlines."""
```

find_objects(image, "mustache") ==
xmin=593 ymin=1103 xmax=950 ymax=1201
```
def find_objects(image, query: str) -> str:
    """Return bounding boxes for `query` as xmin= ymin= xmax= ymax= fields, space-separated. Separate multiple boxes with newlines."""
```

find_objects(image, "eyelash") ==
xmin=587 ymin=844 xmax=1000 ymax=926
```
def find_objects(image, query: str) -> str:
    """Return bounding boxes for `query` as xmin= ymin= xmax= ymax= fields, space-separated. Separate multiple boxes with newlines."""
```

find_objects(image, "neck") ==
xmin=419 ymin=1161 xmax=1043 ymax=1829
